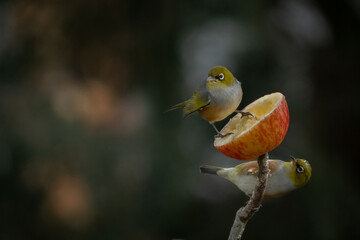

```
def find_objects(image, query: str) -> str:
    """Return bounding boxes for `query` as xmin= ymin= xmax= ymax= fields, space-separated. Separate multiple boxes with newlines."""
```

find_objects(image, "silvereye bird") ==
xmin=167 ymin=66 xmax=249 ymax=138
xmin=200 ymin=156 xmax=311 ymax=198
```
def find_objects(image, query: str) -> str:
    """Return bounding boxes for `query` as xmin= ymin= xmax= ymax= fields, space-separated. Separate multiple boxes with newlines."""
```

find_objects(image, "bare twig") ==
xmin=228 ymin=153 xmax=270 ymax=240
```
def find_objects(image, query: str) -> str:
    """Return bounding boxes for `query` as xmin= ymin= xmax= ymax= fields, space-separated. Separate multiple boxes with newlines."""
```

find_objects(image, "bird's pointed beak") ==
xmin=207 ymin=76 xmax=216 ymax=82
xmin=290 ymin=155 xmax=297 ymax=165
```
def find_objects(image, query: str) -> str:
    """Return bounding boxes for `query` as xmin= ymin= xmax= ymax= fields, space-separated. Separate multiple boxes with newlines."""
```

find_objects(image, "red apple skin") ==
xmin=215 ymin=95 xmax=289 ymax=160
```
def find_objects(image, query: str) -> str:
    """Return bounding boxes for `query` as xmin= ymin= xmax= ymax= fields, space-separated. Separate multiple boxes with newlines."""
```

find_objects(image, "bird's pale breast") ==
xmin=199 ymin=80 xmax=242 ymax=123
xmin=224 ymin=160 xmax=296 ymax=198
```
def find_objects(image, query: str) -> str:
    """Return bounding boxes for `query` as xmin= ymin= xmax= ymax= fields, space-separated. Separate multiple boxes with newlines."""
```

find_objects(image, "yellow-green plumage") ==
xmin=206 ymin=66 xmax=236 ymax=90
xmin=287 ymin=158 xmax=312 ymax=188
xmin=167 ymin=90 xmax=210 ymax=118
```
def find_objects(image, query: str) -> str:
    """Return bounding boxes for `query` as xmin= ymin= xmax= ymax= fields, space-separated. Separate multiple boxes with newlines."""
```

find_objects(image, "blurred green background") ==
xmin=0 ymin=0 xmax=359 ymax=239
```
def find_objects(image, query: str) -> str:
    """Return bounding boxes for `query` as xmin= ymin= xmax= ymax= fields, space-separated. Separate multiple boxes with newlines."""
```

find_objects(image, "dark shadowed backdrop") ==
xmin=0 ymin=0 xmax=359 ymax=239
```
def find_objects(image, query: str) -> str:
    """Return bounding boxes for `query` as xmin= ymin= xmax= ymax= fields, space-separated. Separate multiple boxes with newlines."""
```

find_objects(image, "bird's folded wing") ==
xmin=183 ymin=90 xmax=210 ymax=118
xmin=237 ymin=160 xmax=280 ymax=176
xmin=237 ymin=161 xmax=259 ymax=175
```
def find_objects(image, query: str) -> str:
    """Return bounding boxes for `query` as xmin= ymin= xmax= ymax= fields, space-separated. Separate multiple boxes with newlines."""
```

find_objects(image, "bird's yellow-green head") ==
xmin=206 ymin=66 xmax=235 ymax=90
xmin=287 ymin=156 xmax=312 ymax=188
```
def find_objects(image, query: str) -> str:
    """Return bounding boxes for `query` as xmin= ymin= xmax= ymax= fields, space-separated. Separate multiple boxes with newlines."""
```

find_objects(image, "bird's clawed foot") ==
xmin=235 ymin=110 xmax=254 ymax=118
xmin=214 ymin=132 xmax=233 ymax=138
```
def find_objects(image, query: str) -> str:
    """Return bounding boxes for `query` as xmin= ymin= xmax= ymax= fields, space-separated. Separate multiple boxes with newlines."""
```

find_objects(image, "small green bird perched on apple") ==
xmin=167 ymin=66 xmax=251 ymax=138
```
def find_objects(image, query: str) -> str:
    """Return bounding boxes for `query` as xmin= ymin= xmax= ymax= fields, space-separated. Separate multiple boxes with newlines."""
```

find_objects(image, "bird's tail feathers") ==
xmin=165 ymin=101 xmax=188 ymax=113
xmin=200 ymin=165 xmax=223 ymax=175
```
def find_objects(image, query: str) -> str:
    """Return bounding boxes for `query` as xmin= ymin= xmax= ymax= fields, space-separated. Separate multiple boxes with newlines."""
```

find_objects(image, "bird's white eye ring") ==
xmin=219 ymin=73 xmax=224 ymax=80
xmin=296 ymin=166 xmax=304 ymax=173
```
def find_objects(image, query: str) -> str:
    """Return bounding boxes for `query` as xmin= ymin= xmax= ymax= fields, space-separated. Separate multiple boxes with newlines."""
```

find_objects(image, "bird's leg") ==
xmin=235 ymin=110 xmax=254 ymax=118
xmin=211 ymin=123 xmax=233 ymax=138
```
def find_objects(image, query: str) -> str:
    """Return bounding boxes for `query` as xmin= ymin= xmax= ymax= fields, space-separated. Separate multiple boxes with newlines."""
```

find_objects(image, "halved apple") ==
xmin=214 ymin=92 xmax=289 ymax=160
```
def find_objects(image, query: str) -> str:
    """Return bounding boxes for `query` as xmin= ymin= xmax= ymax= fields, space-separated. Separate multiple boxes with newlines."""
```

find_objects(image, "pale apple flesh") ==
xmin=214 ymin=92 xmax=289 ymax=160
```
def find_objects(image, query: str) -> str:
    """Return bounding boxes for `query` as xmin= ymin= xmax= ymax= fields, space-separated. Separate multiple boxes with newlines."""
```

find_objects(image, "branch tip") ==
xmin=228 ymin=153 xmax=270 ymax=240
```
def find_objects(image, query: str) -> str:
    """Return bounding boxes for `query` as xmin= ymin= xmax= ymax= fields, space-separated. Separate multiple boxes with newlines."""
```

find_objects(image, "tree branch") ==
xmin=228 ymin=153 xmax=270 ymax=240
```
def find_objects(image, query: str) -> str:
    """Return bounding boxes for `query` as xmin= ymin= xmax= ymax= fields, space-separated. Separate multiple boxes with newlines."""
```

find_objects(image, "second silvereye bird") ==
xmin=167 ymin=66 xmax=249 ymax=138
xmin=200 ymin=156 xmax=312 ymax=198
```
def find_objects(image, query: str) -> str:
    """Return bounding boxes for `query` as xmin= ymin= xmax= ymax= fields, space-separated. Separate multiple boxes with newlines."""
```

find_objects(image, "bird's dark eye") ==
xmin=218 ymin=73 xmax=224 ymax=80
xmin=296 ymin=165 xmax=304 ymax=173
